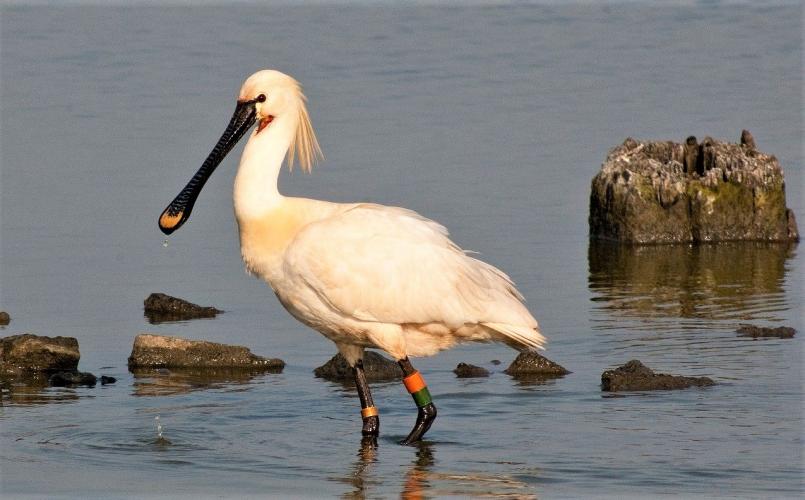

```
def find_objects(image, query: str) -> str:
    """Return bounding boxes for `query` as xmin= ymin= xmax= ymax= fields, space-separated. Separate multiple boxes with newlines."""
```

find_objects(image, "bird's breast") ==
xmin=237 ymin=205 xmax=307 ymax=281
xmin=236 ymin=198 xmax=344 ymax=282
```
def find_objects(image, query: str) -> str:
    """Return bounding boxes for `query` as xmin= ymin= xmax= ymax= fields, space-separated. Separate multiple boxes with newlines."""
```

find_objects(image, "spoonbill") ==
xmin=159 ymin=70 xmax=546 ymax=444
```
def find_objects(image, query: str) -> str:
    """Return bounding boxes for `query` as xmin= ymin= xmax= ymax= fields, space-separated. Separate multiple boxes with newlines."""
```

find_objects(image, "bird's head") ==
xmin=239 ymin=70 xmax=299 ymax=127
xmin=158 ymin=69 xmax=321 ymax=235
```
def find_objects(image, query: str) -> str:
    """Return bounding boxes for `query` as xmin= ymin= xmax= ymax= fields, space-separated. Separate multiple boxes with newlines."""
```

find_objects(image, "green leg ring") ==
xmin=411 ymin=386 xmax=432 ymax=407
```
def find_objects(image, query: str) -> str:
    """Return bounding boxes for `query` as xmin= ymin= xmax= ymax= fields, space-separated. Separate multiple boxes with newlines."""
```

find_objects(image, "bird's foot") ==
xmin=399 ymin=403 xmax=437 ymax=445
xmin=362 ymin=415 xmax=380 ymax=436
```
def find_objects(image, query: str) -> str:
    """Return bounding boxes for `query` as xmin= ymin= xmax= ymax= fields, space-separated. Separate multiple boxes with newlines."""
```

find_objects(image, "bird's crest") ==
xmin=288 ymin=87 xmax=323 ymax=173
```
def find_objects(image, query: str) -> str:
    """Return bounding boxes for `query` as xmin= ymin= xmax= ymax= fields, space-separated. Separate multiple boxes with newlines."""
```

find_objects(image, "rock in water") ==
xmin=453 ymin=363 xmax=490 ymax=378
xmin=0 ymin=311 xmax=10 ymax=326
xmin=127 ymin=334 xmax=284 ymax=371
xmin=601 ymin=360 xmax=715 ymax=392
xmin=48 ymin=371 xmax=97 ymax=387
xmin=736 ymin=324 xmax=796 ymax=339
xmin=314 ymin=351 xmax=402 ymax=382
xmin=589 ymin=135 xmax=799 ymax=243
xmin=0 ymin=334 xmax=80 ymax=375
xmin=503 ymin=352 xmax=569 ymax=377
xmin=144 ymin=293 xmax=222 ymax=323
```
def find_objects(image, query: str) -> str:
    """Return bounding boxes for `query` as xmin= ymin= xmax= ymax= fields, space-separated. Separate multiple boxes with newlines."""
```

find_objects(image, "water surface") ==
xmin=1 ymin=3 xmax=802 ymax=498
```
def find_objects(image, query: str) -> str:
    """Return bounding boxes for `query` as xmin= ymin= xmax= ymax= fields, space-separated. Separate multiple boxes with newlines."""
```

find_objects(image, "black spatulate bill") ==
xmin=159 ymin=100 xmax=257 ymax=235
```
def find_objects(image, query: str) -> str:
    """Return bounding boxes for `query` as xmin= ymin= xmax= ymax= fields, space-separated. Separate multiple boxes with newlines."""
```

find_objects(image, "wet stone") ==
xmin=144 ymin=293 xmax=222 ymax=323
xmin=490 ymin=359 xmax=501 ymax=365
xmin=49 ymin=371 xmax=97 ymax=387
xmin=737 ymin=324 xmax=796 ymax=339
xmin=314 ymin=351 xmax=402 ymax=382
xmin=601 ymin=360 xmax=715 ymax=392
xmin=128 ymin=334 xmax=284 ymax=371
xmin=0 ymin=312 xmax=10 ymax=326
xmin=0 ymin=334 xmax=80 ymax=375
xmin=504 ymin=352 xmax=569 ymax=377
xmin=100 ymin=375 xmax=117 ymax=385
xmin=453 ymin=363 xmax=490 ymax=378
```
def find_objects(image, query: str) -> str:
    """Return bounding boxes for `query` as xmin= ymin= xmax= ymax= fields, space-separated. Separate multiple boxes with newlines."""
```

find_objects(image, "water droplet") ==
xmin=162 ymin=239 xmax=169 ymax=248
xmin=155 ymin=415 xmax=163 ymax=438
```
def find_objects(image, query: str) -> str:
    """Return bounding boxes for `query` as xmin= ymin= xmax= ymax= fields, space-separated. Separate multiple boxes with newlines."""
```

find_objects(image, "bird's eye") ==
xmin=256 ymin=94 xmax=267 ymax=103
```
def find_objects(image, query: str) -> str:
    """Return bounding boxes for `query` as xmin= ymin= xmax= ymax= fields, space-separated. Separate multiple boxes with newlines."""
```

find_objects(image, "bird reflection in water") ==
xmin=400 ymin=442 xmax=434 ymax=500
xmin=337 ymin=437 xmax=380 ymax=499
xmin=338 ymin=438 xmax=536 ymax=499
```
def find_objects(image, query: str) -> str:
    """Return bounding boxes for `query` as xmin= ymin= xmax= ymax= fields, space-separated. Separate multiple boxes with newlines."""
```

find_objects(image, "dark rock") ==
xmin=48 ymin=371 xmax=97 ymax=387
xmin=740 ymin=129 xmax=756 ymax=150
xmin=453 ymin=363 xmax=489 ymax=378
xmin=0 ymin=334 xmax=80 ymax=375
xmin=683 ymin=136 xmax=698 ymax=175
xmin=589 ymin=135 xmax=799 ymax=243
xmin=490 ymin=359 xmax=501 ymax=365
xmin=503 ymin=352 xmax=569 ymax=377
xmin=127 ymin=334 xmax=284 ymax=371
xmin=100 ymin=375 xmax=117 ymax=385
xmin=314 ymin=351 xmax=402 ymax=382
xmin=737 ymin=324 xmax=796 ymax=339
xmin=0 ymin=312 xmax=10 ymax=326
xmin=786 ymin=209 xmax=799 ymax=241
xmin=601 ymin=360 xmax=715 ymax=392
xmin=144 ymin=293 xmax=222 ymax=323
xmin=700 ymin=136 xmax=716 ymax=173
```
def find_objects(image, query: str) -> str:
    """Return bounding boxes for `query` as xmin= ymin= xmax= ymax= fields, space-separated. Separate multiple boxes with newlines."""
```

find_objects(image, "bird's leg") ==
xmin=398 ymin=357 xmax=437 ymax=445
xmin=352 ymin=359 xmax=380 ymax=437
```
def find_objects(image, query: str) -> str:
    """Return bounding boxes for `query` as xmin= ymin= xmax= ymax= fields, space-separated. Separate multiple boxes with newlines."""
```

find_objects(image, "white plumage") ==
xmin=282 ymin=203 xmax=544 ymax=358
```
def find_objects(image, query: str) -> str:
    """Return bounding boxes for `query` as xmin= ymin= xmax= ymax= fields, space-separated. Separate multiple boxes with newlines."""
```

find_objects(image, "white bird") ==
xmin=159 ymin=70 xmax=546 ymax=444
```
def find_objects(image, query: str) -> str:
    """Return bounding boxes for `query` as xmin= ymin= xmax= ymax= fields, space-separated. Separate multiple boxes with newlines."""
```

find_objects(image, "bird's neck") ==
xmin=233 ymin=113 xmax=297 ymax=219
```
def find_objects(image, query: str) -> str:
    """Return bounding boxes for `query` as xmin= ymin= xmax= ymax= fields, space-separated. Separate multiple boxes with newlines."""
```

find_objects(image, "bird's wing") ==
xmin=283 ymin=203 xmax=538 ymax=331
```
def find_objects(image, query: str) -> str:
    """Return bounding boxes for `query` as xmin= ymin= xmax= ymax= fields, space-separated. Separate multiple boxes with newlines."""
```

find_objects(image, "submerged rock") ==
xmin=601 ymin=360 xmax=715 ymax=392
xmin=127 ymin=334 xmax=284 ymax=371
xmin=453 ymin=363 xmax=490 ymax=378
xmin=589 ymin=133 xmax=799 ymax=243
xmin=144 ymin=293 xmax=222 ymax=323
xmin=504 ymin=352 xmax=569 ymax=377
xmin=48 ymin=371 xmax=97 ymax=387
xmin=314 ymin=351 xmax=402 ymax=382
xmin=0 ymin=334 xmax=80 ymax=375
xmin=0 ymin=312 xmax=10 ymax=326
xmin=100 ymin=375 xmax=117 ymax=385
xmin=737 ymin=324 xmax=796 ymax=339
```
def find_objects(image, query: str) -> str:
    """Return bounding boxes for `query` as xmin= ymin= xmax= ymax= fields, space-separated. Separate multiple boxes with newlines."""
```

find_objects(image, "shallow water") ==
xmin=1 ymin=2 xmax=802 ymax=498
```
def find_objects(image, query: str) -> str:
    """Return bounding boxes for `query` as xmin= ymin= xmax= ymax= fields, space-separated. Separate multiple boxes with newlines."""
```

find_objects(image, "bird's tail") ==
xmin=482 ymin=322 xmax=547 ymax=351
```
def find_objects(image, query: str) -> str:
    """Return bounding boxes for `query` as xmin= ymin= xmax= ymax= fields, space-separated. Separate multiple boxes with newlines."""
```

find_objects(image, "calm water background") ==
xmin=1 ymin=2 xmax=802 ymax=498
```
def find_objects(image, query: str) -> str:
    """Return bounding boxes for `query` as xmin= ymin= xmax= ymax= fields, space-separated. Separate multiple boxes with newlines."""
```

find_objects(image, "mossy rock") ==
xmin=590 ymin=134 xmax=798 ymax=243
